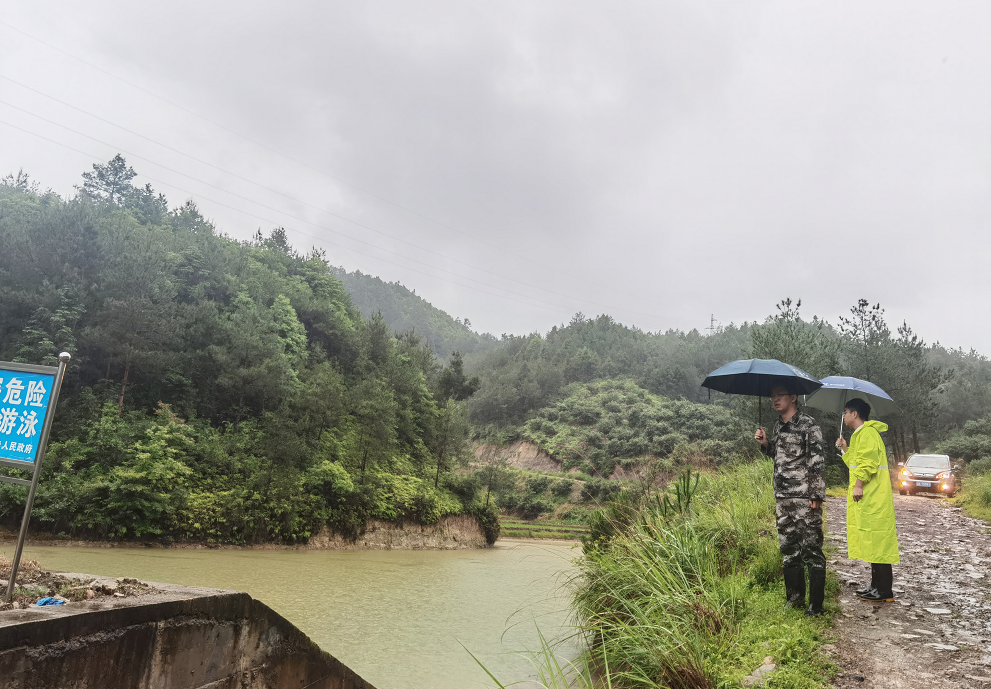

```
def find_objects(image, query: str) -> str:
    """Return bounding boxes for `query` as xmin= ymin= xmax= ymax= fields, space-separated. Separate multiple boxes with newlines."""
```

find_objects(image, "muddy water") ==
xmin=14 ymin=539 xmax=577 ymax=689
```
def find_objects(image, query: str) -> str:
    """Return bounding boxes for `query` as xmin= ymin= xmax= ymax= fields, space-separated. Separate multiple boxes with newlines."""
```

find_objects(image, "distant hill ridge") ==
xmin=330 ymin=267 xmax=498 ymax=358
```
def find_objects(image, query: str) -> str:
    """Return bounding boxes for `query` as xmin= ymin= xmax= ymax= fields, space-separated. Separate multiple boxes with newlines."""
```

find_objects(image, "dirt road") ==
xmin=826 ymin=494 xmax=991 ymax=687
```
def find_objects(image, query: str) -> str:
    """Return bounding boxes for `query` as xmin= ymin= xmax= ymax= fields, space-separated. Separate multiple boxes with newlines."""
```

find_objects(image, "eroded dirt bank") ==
xmin=826 ymin=494 xmax=991 ymax=687
xmin=474 ymin=440 xmax=560 ymax=472
xmin=1 ymin=514 xmax=488 ymax=551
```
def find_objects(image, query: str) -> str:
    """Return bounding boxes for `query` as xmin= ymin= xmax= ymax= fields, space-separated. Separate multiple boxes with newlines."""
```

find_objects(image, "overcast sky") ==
xmin=1 ymin=1 xmax=988 ymax=351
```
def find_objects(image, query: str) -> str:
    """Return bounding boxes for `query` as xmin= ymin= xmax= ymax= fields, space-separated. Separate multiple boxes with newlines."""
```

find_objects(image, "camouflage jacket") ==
xmin=760 ymin=411 xmax=825 ymax=500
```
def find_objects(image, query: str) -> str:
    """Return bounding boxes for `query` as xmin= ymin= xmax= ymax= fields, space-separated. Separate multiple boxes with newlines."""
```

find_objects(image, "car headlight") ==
xmin=936 ymin=472 xmax=949 ymax=479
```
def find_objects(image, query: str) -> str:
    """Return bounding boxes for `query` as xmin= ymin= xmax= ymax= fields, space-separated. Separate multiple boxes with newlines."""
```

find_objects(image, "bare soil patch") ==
xmin=473 ymin=440 xmax=560 ymax=472
xmin=0 ymin=555 xmax=160 ymax=611
xmin=825 ymin=494 xmax=991 ymax=688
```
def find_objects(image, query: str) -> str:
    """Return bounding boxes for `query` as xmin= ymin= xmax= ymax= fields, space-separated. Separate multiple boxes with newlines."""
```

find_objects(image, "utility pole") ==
xmin=705 ymin=314 xmax=719 ymax=335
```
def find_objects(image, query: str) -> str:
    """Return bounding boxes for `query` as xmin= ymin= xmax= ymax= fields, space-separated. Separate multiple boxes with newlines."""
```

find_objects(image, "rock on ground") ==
xmin=826 ymin=494 xmax=991 ymax=688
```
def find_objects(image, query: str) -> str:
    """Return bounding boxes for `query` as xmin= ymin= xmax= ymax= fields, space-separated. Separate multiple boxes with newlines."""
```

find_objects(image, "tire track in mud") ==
xmin=825 ymin=495 xmax=991 ymax=687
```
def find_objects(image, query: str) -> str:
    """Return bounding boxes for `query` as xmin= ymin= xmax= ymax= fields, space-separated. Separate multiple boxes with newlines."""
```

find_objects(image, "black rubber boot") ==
xmin=855 ymin=564 xmax=876 ymax=597
xmin=783 ymin=566 xmax=806 ymax=609
xmin=860 ymin=564 xmax=894 ymax=602
xmin=805 ymin=567 xmax=826 ymax=616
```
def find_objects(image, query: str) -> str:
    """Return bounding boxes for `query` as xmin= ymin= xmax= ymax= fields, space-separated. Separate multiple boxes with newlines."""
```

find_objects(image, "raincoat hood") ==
xmin=863 ymin=419 xmax=888 ymax=433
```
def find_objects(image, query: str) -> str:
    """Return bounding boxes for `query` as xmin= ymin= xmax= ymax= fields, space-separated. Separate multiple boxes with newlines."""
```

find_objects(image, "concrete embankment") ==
xmin=0 ymin=576 xmax=376 ymax=689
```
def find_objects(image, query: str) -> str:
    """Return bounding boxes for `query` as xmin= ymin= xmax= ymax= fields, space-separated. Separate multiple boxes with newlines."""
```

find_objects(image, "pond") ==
xmin=15 ymin=539 xmax=579 ymax=689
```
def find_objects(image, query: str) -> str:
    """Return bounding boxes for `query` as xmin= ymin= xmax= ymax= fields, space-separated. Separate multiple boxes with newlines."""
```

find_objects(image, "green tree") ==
xmin=15 ymin=285 xmax=85 ymax=366
xmin=749 ymin=298 xmax=839 ymax=377
xmin=80 ymin=153 xmax=136 ymax=206
xmin=890 ymin=322 xmax=951 ymax=453
xmin=437 ymin=351 xmax=480 ymax=401
xmin=208 ymin=293 xmax=303 ymax=424
xmin=433 ymin=401 xmax=471 ymax=487
xmin=838 ymin=299 xmax=892 ymax=385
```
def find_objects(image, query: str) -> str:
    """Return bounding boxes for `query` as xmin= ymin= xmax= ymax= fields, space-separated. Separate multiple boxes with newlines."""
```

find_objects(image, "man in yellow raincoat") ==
xmin=836 ymin=397 xmax=899 ymax=601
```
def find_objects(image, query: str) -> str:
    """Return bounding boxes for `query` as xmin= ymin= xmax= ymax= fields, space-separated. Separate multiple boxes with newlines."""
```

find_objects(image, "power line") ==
xmin=0 ymin=99 xmax=673 ymax=323
xmin=0 ymin=89 xmax=665 ymax=319
xmin=0 ymin=19 xmax=650 ymax=303
xmin=0 ymin=120 xmax=596 ymax=310
xmin=0 ymin=117 xmax=577 ymax=315
xmin=4 ymin=117 xmax=683 ymax=327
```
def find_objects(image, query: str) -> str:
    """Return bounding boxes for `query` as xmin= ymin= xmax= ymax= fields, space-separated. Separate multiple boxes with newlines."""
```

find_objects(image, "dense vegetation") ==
xmin=467 ymin=299 xmax=991 ymax=459
xmin=0 ymin=159 xmax=497 ymax=544
xmin=944 ymin=413 xmax=991 ymax=523
xmin=521 ymin=379 xmax=747 ymax=477
xmin=329 ymin=266 xmax=498 ymax=359
xmin=465 ymin=314 xmax=752 ymax=432
xmin=484 ymin=462 xmax=837 ymax=688
xmin=570 ymin=463 xmax=836 ymax=688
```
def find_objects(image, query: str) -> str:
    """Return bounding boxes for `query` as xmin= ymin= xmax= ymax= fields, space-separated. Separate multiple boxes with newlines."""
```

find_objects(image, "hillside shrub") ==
xmin=936 ymin=414 xmax=991 ymax=461
xmin=522 ymin=379 xmax=747 ymax=477
xmin=964 ymin=457 xmax=991 ymax=476
xmin=525 ymin=475 xmax=551 ymax=495
xmin=467 ymin=502 xmax=501 ymax=545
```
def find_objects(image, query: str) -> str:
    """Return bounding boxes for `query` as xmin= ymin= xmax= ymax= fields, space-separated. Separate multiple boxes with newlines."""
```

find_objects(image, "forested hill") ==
xmin=3 ymin=156 xmax=991 ymax=545
xmin=0 ymin=158 xmax=497 ymax=545
xmin=329 ymin=267 xmax=498 ymax=359
xmin=465 ymin=303 xmax=991 ymax=458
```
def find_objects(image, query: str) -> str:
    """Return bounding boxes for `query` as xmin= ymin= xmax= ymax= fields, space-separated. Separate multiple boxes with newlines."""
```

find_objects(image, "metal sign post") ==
xmin=1 ymin=352 xmax=70 ymax=603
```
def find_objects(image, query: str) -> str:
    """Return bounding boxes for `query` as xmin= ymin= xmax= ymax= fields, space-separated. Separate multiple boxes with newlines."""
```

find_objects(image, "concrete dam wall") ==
xmin=0 ymin=577 xmax=376 ymax=689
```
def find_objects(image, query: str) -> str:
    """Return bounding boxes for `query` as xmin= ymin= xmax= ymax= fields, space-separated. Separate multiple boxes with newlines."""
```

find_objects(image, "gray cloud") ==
xmin=1 ymin=0 xmax=988 ymax=349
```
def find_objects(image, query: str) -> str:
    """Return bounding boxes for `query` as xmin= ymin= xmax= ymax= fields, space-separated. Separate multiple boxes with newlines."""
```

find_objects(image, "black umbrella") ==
xmin=702 ymin=358 xmax=823 ymax=397
xmin=702 ymin=358 xmax=823 ymax=426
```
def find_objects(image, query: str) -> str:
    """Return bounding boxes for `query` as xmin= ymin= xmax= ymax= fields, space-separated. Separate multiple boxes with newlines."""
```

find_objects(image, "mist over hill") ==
xmin=329 ymin=267 xmax=499 ymax=359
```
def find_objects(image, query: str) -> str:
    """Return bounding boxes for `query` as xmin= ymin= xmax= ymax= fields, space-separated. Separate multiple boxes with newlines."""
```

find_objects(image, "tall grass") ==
xmin=956 ymin=474 xmax=991 ymax=522
xmin=474 ymin=460 xmax=835 ymax=688
xmin=571 ymin=462 xmax=778 ymax=688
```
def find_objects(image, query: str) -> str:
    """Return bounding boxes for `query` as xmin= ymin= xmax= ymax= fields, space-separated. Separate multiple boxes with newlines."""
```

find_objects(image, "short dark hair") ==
xmin=844 ymin=398 xmax=871 ymax=421
xmin=769 ymin=382 xmax=798 ymax=396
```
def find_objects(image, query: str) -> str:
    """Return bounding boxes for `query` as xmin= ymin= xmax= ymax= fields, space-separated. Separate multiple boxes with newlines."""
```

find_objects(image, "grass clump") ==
xmin=563 ymin=460 xmax=835 ymax=688
xmin=955 ymin=474 xmax=991 ymax=522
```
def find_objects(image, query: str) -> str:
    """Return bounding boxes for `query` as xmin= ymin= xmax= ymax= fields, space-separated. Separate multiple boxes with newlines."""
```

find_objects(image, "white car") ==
xmin=897 ymin=453 xmax=957 ymax=497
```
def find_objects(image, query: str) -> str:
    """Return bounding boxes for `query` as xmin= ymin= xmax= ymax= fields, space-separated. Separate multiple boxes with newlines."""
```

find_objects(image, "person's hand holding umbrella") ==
xmin=836 ymin=432 xmax=863 ymax=500
xmin=835 ymin=432 xmax=857 ymax=502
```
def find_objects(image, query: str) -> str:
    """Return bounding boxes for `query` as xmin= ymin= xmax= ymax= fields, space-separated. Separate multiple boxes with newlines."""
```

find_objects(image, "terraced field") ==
xmin=499 ymin=517 xmax=589 ymax=540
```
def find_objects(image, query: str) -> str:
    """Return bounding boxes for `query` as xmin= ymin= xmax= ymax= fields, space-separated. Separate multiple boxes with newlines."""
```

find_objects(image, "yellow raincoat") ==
xmin=844 ymin=420 xmax=900 ymax=564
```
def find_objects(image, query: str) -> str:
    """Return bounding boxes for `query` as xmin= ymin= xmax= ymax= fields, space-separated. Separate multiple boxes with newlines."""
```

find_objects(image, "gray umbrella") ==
xmin=804 ymin=376 xmax=899 ymax=434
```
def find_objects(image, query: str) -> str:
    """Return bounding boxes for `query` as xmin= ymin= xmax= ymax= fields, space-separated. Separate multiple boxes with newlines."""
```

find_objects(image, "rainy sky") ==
xmin=1 ymin=1 xmax=989 ymax=351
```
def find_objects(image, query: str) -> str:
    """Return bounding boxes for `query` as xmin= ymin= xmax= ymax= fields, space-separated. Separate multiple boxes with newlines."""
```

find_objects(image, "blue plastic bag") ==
xmin=34 ymin=597 xmax=65 ymax=606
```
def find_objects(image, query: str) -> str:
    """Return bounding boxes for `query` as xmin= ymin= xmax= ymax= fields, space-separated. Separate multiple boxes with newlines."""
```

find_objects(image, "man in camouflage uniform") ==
xmin=755 ymin=383 xmax=826 ymax=617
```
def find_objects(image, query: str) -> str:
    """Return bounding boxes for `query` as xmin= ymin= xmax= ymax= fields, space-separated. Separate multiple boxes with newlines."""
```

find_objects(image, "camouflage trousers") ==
xmin=775 ymin=498 xmax=826 ymax=570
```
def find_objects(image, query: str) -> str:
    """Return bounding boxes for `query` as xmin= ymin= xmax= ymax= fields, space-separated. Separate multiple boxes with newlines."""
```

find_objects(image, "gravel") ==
xmin=826 ymin=494 xmax=991 ymax=688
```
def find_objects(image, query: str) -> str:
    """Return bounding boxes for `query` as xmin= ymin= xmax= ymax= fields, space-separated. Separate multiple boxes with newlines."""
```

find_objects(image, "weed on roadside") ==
xmin=953 ymin=475 xmax=991 ymax=522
